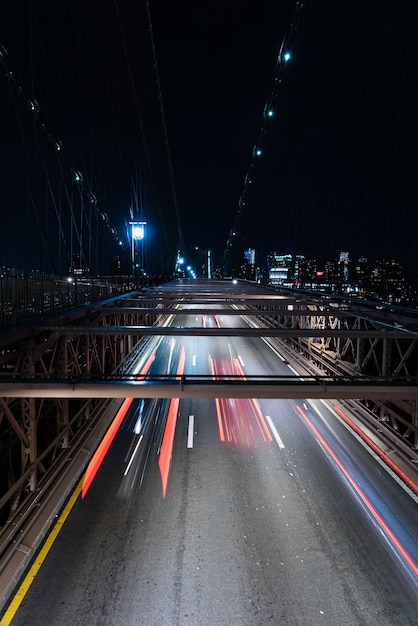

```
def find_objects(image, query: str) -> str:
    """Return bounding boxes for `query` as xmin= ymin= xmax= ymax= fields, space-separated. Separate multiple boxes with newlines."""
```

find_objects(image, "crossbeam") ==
xmin=37 ymin=325 xmax=418 ymax=339
xmin=1 ymin=377 xmax=417 ymax=400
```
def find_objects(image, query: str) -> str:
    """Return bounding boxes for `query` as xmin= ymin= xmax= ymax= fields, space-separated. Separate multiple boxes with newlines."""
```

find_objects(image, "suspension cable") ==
xmin=220 ymin=1 xmax=304 ymax=275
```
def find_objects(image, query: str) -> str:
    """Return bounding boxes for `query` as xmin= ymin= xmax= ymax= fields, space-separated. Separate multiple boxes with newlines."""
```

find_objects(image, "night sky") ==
xmin=1 ymin=1 xmax=418 ymax=275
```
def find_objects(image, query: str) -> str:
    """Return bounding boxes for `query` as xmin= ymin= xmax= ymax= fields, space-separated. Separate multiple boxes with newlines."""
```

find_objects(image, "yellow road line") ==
xmin=1 ymin=476 xmax=84 ymax=625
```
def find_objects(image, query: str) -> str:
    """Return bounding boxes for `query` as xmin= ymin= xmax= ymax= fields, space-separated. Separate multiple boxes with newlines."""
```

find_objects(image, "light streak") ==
xmin=158 ymin=346 xmax=186 ymax=497
xmin=167 ymin=338 xmax=175 ymax=373
xmin=333 ymin=405 xmax=418 ymax=495
xmin=296 ymin=404 xmax=418 ymax=578
xmin=234 ymin=357 xmax=272 ymax=443
xmin=214 ymin=396 xmax=226 ymax=442
xmin=249 ymin=396 xmax=273 ymax=443
xmin=210 ymin=357 xmax=226 ymax=441
xmin=81 ymin=350 xmax=155 ymax=498
xmin=133 ymin=398 xmax=145 ymax=434
xmin=210 ymin=355 xmax=273 ymax=447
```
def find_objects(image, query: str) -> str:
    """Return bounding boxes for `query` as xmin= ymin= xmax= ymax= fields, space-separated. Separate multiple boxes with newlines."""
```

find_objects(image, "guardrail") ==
xmin=0 ymin=272 xmax=135 ymax=329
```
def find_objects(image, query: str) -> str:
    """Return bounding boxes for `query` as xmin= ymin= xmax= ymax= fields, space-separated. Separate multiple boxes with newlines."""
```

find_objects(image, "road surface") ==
xmin=5 ymin=305 xmax=418 ymax=625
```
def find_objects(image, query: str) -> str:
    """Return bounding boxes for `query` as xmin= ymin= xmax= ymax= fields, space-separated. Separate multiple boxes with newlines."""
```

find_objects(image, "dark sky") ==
xmin=1 ymin=1 xmax=418 ymax=275
xmin=150 ymin=0 xmax=418 ymax=272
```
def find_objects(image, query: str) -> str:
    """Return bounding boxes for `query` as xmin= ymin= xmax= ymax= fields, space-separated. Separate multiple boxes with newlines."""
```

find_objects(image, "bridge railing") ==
xmin=0 ymin=269 xmax=135 ymax=329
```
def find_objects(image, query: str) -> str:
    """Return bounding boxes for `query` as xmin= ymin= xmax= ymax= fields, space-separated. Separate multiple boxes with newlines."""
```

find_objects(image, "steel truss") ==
xmin=1 ymin=283 xmax=418 ymax=525
xmin=0 ymin=295 xmax=154 ymax=523
xmin=251 ymin=291 xmax=418 ymax=449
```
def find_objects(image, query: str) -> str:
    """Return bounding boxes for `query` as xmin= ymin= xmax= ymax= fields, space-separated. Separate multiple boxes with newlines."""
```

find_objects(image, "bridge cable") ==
xmin=220 ymin=1 xmax=304 ymax=275
xmin=0 ymin=41 xmax=128 ymax=271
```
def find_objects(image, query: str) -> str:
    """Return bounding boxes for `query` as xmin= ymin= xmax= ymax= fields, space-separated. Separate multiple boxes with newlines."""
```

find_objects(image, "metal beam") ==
xmin=91 ymin=307 xmax=405 ymax=319
xmin=1 ymin=380 xmax=417 ymax=400
xmin=36 ymin=325 xmax=418 ymax=339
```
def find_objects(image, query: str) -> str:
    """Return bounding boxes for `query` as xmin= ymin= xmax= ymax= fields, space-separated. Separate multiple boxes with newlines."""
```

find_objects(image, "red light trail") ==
xmin=210 ymin=355 xmax=272 ymax=448
xmin=81 ymin=351 xmax=155 ymax=498
xmin=158 ymin=346 xmax=186 ymax=498
xmin=296 ymin=404 xmax=418 ymax=578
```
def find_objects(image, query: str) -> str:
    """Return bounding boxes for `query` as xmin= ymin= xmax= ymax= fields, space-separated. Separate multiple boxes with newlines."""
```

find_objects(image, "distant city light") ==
xmin=283 ymin=51 xmax=291 ymax=62
xmin=256 ymin=149 xmax=262 ymax=156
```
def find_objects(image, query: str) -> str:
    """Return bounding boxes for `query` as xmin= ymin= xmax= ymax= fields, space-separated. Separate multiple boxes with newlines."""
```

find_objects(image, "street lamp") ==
xmin=129 ymin=220 xmax=146 ymax=284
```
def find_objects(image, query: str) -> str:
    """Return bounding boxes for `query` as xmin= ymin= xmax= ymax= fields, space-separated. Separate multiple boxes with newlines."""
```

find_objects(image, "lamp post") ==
xmin=129 ymin=220 xmax=146 ymax=286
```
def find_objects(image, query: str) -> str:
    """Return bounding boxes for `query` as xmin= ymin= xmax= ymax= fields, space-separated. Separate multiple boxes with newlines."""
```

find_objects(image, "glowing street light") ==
xmin=131 ymin=222 xmax=145 ymax=241
xmin=129 ymin=220 xmax=146 ymax=282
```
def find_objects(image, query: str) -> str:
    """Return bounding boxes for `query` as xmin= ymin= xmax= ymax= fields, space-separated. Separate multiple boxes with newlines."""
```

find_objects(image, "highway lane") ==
xmin=5 ymin=306 xmax=418 ymax=625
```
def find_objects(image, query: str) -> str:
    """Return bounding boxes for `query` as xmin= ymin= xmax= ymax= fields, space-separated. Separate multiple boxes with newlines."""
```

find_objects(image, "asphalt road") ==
xmin=6 ymin=306 xmax=418 ymax=625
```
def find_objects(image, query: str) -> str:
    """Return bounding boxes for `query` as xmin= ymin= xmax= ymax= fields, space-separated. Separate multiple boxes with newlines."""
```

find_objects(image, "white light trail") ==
xmin=166 ymin=338 xmax=176 ymax=373
xmin=134 ymin=398 xmax=145 ymax=434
